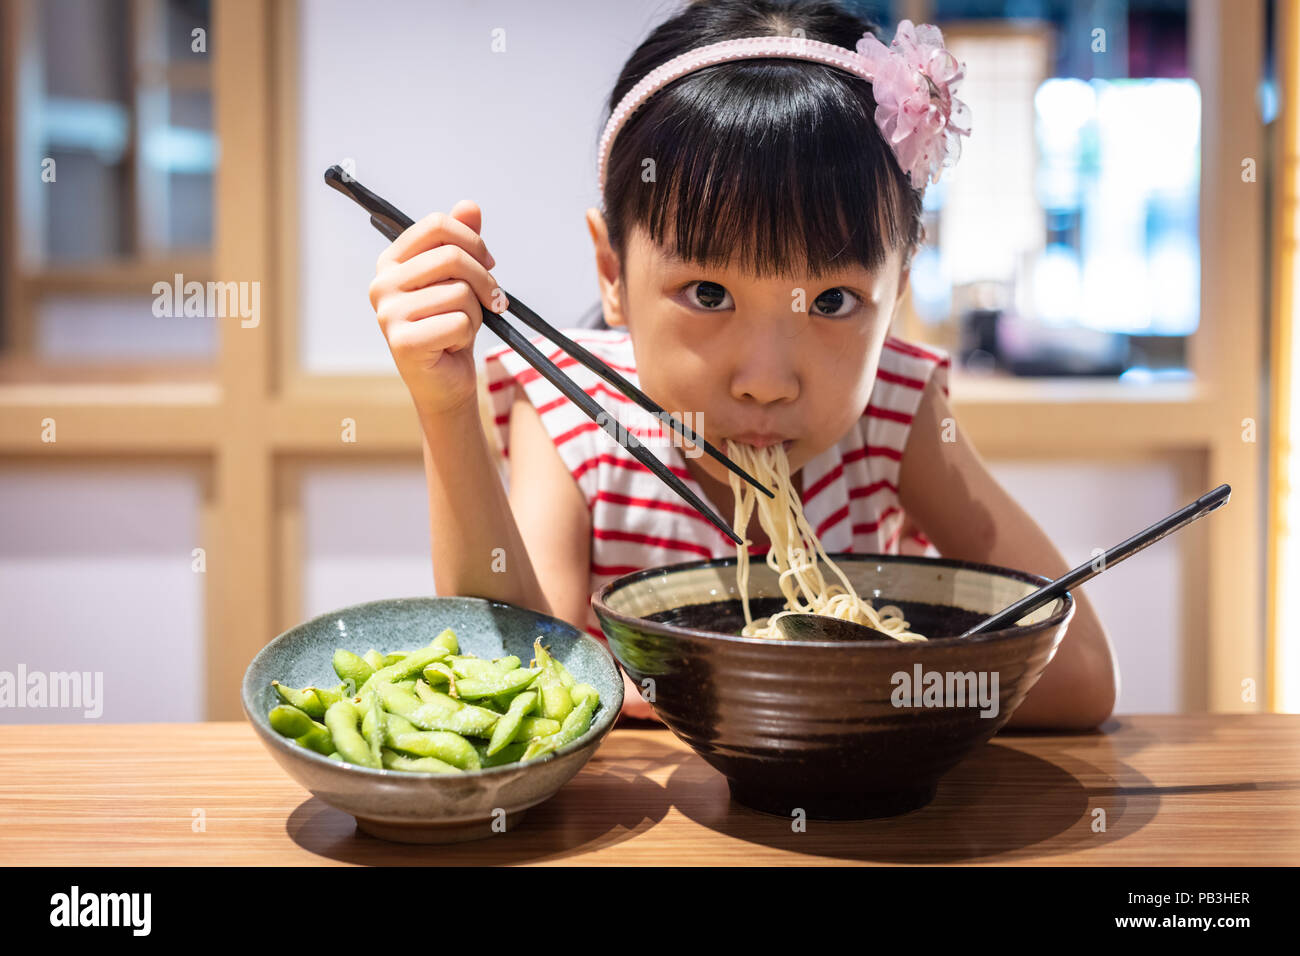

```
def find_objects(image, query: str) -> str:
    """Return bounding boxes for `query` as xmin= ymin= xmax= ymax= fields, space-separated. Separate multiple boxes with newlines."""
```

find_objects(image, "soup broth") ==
xmin=643 ymin=597 xmax=988 ymax=639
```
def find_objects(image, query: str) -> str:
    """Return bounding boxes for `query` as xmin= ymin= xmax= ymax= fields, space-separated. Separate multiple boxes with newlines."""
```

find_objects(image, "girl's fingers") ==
xmin=377 ymin=207 xmax=495 ymax=272
xmin=385 ymin=308 xmax=476 ymax=359
xmin=378 ymin=280 xmax=485 ymax=338
xmin=388 ymin=245 xmax=506 ymax=315
xmin=448 ymin=200 xmax=495 ymax=268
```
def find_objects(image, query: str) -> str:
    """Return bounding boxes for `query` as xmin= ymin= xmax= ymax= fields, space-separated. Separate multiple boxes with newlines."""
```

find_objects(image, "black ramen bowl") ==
xmin=592 ymin=554 xmax=1074 ymax=819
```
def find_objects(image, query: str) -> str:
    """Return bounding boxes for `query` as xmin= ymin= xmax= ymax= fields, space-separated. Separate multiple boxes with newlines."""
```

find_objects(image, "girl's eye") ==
xmin=684 ymin=280 xmax=733 ymax=311
xmin=811 ymin=287 xmax=860 ymax=318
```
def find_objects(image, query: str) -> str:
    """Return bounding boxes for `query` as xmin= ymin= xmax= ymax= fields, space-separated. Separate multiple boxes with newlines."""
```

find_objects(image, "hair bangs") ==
xmin=605 ymin=59 xmax=915 ymax=281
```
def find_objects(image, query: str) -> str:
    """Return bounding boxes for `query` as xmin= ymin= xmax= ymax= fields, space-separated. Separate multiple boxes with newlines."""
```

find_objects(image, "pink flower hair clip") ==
xmin=596 ymin=21 xmax=973 ymax=196
xmin=855 ymin=20 xmax=972 ymax=189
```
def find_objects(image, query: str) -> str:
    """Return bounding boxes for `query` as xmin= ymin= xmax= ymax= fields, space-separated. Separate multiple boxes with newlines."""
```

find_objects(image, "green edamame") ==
xmin=360 ymin=644 xmax=451 ymax=693
xmin=323 ymin=699 xmax=380 ymax=769
xmin=516 ymin=716 xmax=561 ymax=738
xmin=431 ymin=628 xmax=459 ymax=655
xmin=273 ymin=630 xmax=599 ymax=772
xmin=522 ymin=692 xmax=598 ymax=762
xmin=272 ymin=682 xmax=325 ymax=719
xmin=295 ymin=724 xmax=334 ymax=756
xmin=332 ymin=649 xmax=373 ymax=686
xmin=360 ymin=690 xmax=385 ymax=765
xmin=269 ymin=703 xmax=317 ymax=738
xmin=452 ymin=666 xmax=540 ymax=700
xmin=381 ymin=748 xmax=462 ymax=774
xmin=487 ymin=690 xmax=537 ymax=756
xmin=386 ymin=727 xmax=480 ymax=770
xmin=474 ymin=740 xmax=529 ymax=767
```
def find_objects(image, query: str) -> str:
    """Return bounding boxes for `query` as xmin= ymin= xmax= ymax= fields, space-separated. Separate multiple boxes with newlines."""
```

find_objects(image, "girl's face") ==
xmin=586 ymin=212 xmax=909 ymax=487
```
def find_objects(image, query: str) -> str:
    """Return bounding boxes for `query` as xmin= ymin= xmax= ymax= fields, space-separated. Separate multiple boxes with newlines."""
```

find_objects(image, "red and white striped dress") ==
xmin=482 ymin=328 xmax=951 ymax=643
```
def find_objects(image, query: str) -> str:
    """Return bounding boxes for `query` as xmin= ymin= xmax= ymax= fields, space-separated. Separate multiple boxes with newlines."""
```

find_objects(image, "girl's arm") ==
xmin=500 ymin=394 xmax=658 ymax=719
xmin=419 ymin=400 xmax=559 ymax=614
xmin=897 ymin=376 xmax=1120 ymax=730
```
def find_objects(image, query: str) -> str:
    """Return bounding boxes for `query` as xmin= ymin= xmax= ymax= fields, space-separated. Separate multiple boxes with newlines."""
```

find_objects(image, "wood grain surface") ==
xmin=1 ymin=715 xmax=1296 ymax=865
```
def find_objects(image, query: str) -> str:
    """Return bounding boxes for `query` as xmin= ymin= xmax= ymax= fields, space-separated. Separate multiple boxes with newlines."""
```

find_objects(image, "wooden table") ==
xmin=1 ymin=715 xmax=1297 ymax=865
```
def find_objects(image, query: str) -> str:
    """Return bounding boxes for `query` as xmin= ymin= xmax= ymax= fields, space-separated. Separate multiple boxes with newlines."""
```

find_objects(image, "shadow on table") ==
xmin=282 ymin=736 xmax=688 ymax=864
xmin=665 ymin=741 xmax=1166 ymax=863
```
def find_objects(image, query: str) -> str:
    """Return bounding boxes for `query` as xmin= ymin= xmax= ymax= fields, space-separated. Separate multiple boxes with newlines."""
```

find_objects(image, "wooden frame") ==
xmin=0 ymin=0 xmax=1273 ymax=718
xmin=1267 ymin=0 xmax=1298 ymax=712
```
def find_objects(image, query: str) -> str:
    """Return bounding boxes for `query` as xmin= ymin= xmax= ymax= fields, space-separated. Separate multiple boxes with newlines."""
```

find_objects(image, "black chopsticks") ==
xmin=324 ymin=165 xmax=775 ymax=546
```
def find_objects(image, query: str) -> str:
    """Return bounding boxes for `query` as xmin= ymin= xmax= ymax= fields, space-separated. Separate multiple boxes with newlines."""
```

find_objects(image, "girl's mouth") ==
xmin=727 ymin=435 xmax=795 ymax=450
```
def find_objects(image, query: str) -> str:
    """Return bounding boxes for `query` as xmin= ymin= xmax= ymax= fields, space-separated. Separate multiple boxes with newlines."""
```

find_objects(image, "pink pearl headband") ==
xmin=597 ymin=21 xmax=972 ymax=195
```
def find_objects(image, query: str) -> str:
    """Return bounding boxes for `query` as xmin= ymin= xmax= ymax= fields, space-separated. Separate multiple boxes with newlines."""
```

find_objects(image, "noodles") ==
xmin=725 ymin=440 xmax=926 ymax=642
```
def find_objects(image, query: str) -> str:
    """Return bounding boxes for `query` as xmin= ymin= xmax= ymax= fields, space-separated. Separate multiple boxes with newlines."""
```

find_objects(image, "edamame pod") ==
xmin=332 ymin=649 xmax=374 ymax=686
xmin=537 ymin=670 xmax=573 ymax=722
xmin=421 ymin=662 xmax=457 ymax=695
xmin=487 ymin=691 xmax=537 ymax=756
xmin=448 ymin=656 xmax=503 ymax=680
xmin=453 ymin=667 xmax=540 ymax=700
xmin=516 ymin=716 xmax=561 ymax=738
xmin=360 ymin=690 xmax=385 ymax=766
xmin=558 ymin=690 xmax=599 ymax=742
xmin=491 ymin=655 xmax=522 ymax=672
xmin=272 ymin=682 xmax=325 ymax=719
xmin=269 ymin=704 xmax=317 ymax=738
xmin=308 ymin=683 xmax=347 ymax=710
xmin=363 ymin=649 xmax=385 ymax=670
xmin=531 ymin=637 xmax=552 ymax=669
xmin=379 ymin=683 xmax=499 ymax=737
xmin=295 ymin=724 xmax=335 ymax=756
xmin=551 ymin=658 xmax=578 ymax=689
xmin=568 ymin=683 xmax=599 ymax=705
xmin=323 ymin=699 xmax=381 ymax=769
xmin=380 ymin=748 xmax=462 ymax=774
xmin=475 ymin=740 xmax=529 ymax=767
xmin=379 ymin=682 xmax=455 ymax=718
xmin=380 ymin=651 xmax=407 ymax=667
xmin=360 ymin=645 xmax=451 ymax=692
xmin=522 ymin=693 xmax=598 ymax=761
xmin=387 ymin=729 xmax=480 ymax=770
xmin=431 ymin=628 xmax=459 ymax=655
xmin=407 ymin=702 xmax=499 ymax=737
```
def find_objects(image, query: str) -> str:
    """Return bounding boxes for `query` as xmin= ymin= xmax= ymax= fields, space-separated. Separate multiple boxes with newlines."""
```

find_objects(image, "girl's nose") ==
xmin=728 ymin=338 xmax=800 ymax=406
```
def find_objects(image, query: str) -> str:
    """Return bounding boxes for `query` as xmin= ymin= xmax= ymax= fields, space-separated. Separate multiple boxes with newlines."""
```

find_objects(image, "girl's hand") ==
xmin=619 ymin=669 xmax=663 ymax=722
xmin=367 ymin=200 xmax=508 ymax=420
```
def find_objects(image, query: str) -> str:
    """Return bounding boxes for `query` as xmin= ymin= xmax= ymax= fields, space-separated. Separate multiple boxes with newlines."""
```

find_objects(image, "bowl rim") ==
xmin=241 ymin=594 xmax=623 ymax=779
xmin=591 ymin=552 xmax=1075 ymax=648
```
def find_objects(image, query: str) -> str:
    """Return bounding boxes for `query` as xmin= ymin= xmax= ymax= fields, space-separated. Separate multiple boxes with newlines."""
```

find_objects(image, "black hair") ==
xmin=599 ymin=0 xmax=924 ymax=291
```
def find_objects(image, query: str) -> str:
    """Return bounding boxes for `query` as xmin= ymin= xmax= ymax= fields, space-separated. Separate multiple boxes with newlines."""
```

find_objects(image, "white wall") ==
xmin=300 ymin=463 xmax=432 ymax=620
xmin=297 ymin=0 xmax=683 ymax=373
xmin=0 ymin=464 xmax=205 ymax=723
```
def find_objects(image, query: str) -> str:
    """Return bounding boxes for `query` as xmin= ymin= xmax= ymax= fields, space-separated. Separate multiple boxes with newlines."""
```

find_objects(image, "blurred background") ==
xmin=0 ymin=0 xmax=1295 ymax=721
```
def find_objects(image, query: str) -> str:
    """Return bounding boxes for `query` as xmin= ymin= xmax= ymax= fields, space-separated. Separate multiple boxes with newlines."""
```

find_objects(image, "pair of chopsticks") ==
xmin=324 ymin=165 xmax=774 ymax=545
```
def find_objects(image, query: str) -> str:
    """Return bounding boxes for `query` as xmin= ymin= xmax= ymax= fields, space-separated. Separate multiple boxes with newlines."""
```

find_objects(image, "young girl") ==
xmin=367 ymin=0 xmax=1118 ymax=729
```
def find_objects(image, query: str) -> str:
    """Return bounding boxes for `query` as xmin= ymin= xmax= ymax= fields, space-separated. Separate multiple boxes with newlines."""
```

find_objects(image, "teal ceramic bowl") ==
xmin=242 ymin=596 xmax=622 ymax=843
